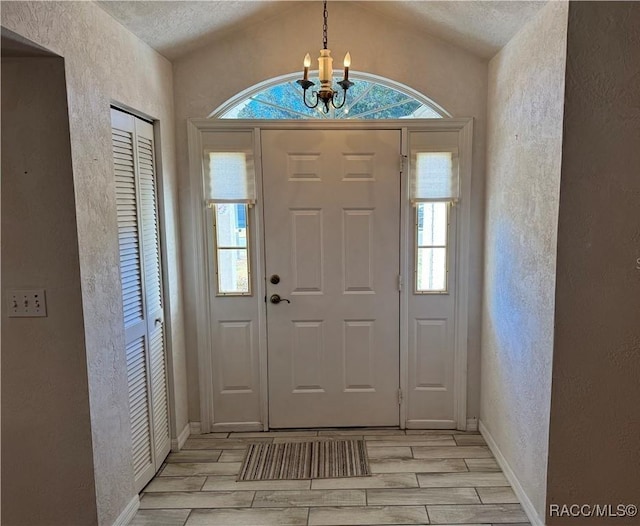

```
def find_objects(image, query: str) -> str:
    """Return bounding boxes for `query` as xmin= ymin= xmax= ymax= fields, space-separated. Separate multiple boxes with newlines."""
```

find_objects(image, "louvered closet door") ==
xmin=111 ymin=108 xmax=170 ymax=493
xmin=135 ymin=118 xmax=171 ymax=465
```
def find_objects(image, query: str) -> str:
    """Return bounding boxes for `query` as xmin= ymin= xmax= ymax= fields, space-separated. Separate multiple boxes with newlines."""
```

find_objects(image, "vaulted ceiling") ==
xmin=97 ymin=1 xmax=546 ymax=60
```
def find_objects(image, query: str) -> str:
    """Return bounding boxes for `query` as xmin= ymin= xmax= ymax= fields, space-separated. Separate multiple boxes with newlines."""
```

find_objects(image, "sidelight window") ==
xmin=415 ymin=202 xmax=449 ymax=293
xmin=410 ymin=143 xmax=459 ymax=294
xmin=205 ymin=146 xmax=256 ymax=296
xmin=212 ymin=203 xmax=250 ymax=295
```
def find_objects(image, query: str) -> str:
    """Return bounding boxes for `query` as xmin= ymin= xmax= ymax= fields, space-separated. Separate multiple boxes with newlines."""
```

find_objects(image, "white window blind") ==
xmin=410 ymin=150 xmax=459 ymax=204
xmin=205 ymin=151 xmax=256 ymax=205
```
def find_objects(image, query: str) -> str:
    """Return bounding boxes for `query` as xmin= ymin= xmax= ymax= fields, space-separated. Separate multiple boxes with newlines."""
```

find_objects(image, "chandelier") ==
xmin=297 ymin=0 xmax=354 ymax=114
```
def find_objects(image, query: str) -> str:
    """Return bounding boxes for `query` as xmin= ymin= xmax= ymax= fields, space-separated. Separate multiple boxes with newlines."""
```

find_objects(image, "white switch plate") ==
xmin=7 ymin=289 xmax=47 ymax=317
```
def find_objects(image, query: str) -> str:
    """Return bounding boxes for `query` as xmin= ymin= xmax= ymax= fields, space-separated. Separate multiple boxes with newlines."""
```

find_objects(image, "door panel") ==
xmin=406 ymin=130 xmax=460 ymax=428
xmin=218 ymin=320 xmax=254 ymax=392
xmin=291 ymin=209 xmax=323 ymax=292
xmin=262 ymin=129 xmax=401 ymax=428
xmin=203 ymin=130 xmax=262 ymax=428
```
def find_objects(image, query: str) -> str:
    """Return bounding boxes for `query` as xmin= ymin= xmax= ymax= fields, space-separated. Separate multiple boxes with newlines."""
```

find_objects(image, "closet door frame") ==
xmin=111 ymin=105 xmax=175 ymax=490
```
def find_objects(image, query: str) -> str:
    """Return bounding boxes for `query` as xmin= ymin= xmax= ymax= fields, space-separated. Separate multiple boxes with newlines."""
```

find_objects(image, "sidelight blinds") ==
xmin=411 ymin=151 xmax=459 ymax=203
xmin=206 ymin=152 xmax=256 ymax=204
xmin=409 ymin=131 xmax=460 ymax=205
xmin=204 ymin=130 xmax=256 ymax=205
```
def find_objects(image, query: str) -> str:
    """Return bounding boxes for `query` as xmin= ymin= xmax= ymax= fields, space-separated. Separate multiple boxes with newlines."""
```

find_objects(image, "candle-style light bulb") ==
xmin=303 ymin=53 xmax=311 ymax=80
xmin=343 ymin=52 xmax=351 ymax=81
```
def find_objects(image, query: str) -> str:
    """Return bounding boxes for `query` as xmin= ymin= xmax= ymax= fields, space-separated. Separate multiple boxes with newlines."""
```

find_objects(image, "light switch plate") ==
xmin=7 ymin=289 xmax=47 ymax=317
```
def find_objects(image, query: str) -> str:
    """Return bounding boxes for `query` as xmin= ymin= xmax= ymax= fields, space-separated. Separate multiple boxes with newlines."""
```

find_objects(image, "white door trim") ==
xmin=187 ymin=122 xmax=214 ymax=433
xmin=399 ymin=126 xmax=410 ymax=430
xmin=252 ymin=127 xmax=270 ymax=431
xmin=454 ymin=119 xmax=473 ymax=430
xmin=188 ymin=118 xmax=473 ymax=432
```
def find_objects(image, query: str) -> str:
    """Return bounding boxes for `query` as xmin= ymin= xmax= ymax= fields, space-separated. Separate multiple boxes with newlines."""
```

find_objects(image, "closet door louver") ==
xmin=126 ymin=336 xmax=153 ymax=482
xmin=111 ymin=108 xmax=170 ymax=493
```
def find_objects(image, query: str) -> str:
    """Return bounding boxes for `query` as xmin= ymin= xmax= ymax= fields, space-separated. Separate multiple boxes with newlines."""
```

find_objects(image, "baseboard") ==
xmin=111 ymin=494 xmax=139 ymax=526
xmin=189 ymin=421 xmax=201 ymax=435
xmin=171 ymin=422 xmax=191 ymax=451
xmin=479 ymin=420 xmax=544 ymax=526
xmin=466 ymin=417 xmax=478 ymax=431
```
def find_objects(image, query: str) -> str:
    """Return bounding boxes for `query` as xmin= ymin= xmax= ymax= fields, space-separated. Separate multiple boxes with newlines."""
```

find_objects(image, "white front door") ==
xmin=261 ymin=129 xmax=401 ymax=428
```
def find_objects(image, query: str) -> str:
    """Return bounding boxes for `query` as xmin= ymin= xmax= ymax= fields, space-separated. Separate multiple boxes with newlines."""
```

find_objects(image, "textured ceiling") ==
xmin=97 ymin=1 xmax=547 ymax=60
xmin=362 ymin=1 xmax=547 ymax=58
xmin=96 ymin=1 xmax=299 ymax=60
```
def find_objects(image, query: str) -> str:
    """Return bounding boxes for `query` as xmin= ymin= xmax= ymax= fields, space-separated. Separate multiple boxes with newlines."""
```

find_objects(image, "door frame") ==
xmin=188 ymin=118 xmax=473 ymax=433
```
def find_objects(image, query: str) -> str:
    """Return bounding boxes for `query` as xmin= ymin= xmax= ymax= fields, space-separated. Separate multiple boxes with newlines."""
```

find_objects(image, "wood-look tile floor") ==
xmin=130 ymin=429 xmax=530 ymax=526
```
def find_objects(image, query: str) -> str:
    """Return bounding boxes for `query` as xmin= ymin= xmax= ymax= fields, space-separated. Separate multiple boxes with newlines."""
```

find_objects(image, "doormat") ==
xmin=237 ymin=439 xmax=371 ymax=481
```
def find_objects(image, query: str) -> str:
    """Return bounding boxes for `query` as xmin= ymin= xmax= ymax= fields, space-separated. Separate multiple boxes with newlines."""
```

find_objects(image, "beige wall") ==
xmin=172 ymin=1 xmax=488 ymax=423
xmin=1 ymin=2 xmax=188 ymax=524
xmin=547 ymin=2 xmax=640 ymax=524
xmin=1 ymin=55 xmax=98 ymax=526
xmin=481 ymin=1 xmax=568 ymax=522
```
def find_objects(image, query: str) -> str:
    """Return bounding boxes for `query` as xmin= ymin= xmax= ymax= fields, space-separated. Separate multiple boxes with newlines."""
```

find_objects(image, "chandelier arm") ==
xmin=332 ymin=79 xmax=354 ymax=110
xmin=301 ymin=88 xmax=320 ymax=109
xmin=331 ymin=89 xmax=347 ymax=110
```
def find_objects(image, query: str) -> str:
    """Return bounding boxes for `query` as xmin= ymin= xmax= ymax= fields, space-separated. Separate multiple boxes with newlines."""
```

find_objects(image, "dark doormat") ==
xmin=237 ymin=439 xmax=371 ymax=481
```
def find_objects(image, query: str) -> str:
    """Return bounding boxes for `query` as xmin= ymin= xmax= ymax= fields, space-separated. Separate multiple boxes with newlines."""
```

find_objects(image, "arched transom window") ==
xmin=212 ymin=72 xmax=449 ymax=120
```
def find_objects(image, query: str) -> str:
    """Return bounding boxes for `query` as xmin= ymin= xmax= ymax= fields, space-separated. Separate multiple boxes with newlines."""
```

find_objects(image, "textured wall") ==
xmin=481 ymin=1 xmax=568 ymax=522
xmin=1 ymin=56 xmax=98 ymax=526
xmin=1 ymin=3 xmax=188 ymax=524
xmin=172 ymin=1 xmax=488 ymax=424
xmin=547 ymin=3 xmax=640 ymax=524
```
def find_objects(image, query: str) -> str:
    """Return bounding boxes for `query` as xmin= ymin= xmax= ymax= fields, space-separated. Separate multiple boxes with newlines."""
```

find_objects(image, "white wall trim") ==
xmin=171 ymin=422 xmax=191 ymax=451
xmin=189 ymin=421 xmax=202 ymax=435
xmin=189 ymin=119 xmax=472 ymax=132
xmin=111 ymin=495 xmax=139 ymax=526
xmin=466 ymin=417 xmax=478 ymax=431
xmin=479 ymin=420 xmax=543 ymax=526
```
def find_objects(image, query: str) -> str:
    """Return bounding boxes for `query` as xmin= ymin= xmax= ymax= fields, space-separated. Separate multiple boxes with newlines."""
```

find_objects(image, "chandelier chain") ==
xmin=297 ymin=0 xmax=353 ymax=113
xmin=322 ymin=0 xmax=328 ymax=49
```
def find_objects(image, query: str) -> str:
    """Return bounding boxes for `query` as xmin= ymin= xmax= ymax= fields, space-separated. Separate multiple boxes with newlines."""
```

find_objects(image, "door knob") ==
xmin=270 ymin=294 xmax=291 ymax=304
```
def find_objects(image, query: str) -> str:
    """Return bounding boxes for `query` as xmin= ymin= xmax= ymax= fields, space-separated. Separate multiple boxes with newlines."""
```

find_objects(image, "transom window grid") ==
xmin=218 ymin=75 xmax=445 ymax=120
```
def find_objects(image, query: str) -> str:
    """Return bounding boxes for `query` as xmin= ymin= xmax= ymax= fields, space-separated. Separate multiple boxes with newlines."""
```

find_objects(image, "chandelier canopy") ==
xmin=297 ymin=0 xmax=354 ymax=114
